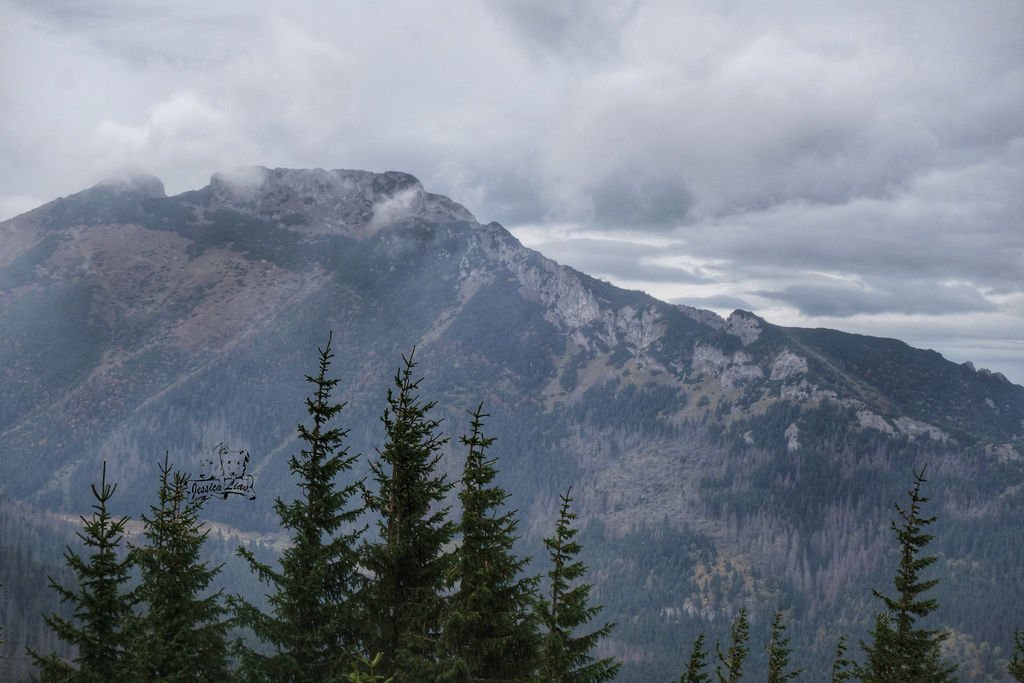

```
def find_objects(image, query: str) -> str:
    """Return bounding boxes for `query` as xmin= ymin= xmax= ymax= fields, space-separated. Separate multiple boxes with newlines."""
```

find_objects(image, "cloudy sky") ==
xmin=2 ymin=0 xmax=1022 ymax=383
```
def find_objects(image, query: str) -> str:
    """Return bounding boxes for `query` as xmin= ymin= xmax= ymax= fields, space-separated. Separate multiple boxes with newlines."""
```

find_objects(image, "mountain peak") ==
xmin=93 ymin=170 xmax=166 ymax=198
xmin=725 ymin=309 xmax=764 ymax=345
xmin=204 ymin=166 xmax=475 ymax=232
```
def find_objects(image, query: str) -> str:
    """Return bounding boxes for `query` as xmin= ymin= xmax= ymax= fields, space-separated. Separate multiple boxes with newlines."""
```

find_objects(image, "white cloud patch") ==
xmin=370 ymin=187 xmax=420 ymax=230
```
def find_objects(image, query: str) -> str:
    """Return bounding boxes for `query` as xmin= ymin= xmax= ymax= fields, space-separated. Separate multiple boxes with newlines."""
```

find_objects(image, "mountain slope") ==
xmin=1 ymin=167 xmax=1022 ymax=679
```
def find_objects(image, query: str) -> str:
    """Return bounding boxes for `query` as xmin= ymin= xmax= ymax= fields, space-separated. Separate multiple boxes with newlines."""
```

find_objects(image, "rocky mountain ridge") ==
xmin=1 ymin=167 xmax=1022 ymax=680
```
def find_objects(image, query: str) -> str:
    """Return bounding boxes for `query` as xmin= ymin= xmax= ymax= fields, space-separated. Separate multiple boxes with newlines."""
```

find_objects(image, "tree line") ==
xmin=7 ymin=336 xmax=1024 ymax=681
xmin=676 ymin=465 xmax=1024 ymax=682
xmin=19 ymin=335 xmax=618 ymax=682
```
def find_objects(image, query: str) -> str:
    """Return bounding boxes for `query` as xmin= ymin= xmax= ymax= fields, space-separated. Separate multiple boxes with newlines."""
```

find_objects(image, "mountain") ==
xmin=1 ymin=167 xmax=1022 ymax=679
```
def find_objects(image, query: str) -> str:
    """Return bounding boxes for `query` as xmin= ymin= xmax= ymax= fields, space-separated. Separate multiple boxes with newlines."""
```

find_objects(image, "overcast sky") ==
xmin=2 ymin=0 xmax=1022 ymax=384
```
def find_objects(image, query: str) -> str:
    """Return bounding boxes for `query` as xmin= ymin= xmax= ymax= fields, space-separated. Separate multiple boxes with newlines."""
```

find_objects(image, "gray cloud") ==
xmin=487 ymin=0 xmax=641 ymax=64
xmin=522 ymin=237 xmax=709 ymax=284
xmin=757 ymin=282 xmax=999 ymax=318
xmin=671 ymin=294 xmax=752 ymax=312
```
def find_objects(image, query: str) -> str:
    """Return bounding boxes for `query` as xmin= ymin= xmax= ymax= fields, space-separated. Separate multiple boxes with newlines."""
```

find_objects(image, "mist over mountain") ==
xmin=1 ymin=167 xmax=1022 ymax=679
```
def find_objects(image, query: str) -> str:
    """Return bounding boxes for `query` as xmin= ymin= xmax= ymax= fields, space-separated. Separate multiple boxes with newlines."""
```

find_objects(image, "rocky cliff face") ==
xmin=1 ymin=168 xmax=1022 ymax=680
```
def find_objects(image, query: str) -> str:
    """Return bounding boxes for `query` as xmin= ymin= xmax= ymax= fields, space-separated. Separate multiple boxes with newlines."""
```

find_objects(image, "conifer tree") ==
xmin=714 ymin=608 xmax=748 ymax=683
xmin=361 ymin=349 xmax=456 ymax=681
xmin=858 ymin=466 xmax=956 ymax=682
xmin=129 ymin=454 xmax=230 ymax=680
xmin=681 ymin=632 xmax=711 ymax=683
xmin=440 ymin=404 xmax=539 ymax=681
xmin=28 ymin=462 xmax=136 ymax=681
xmin=1009 ymin=629 xmax=1024 ymax=682
xmin=536 ymin=487 xmax=619 ymax=683
xmin=346 ymin=652 xmax=394 ymax=683
xmin=232 ymin=333 xmax=366 ymax=681
xmin=829 ymin=635 xmax=854 ymax=682
xmin=765 ymin=610 xmax=802 ymax=682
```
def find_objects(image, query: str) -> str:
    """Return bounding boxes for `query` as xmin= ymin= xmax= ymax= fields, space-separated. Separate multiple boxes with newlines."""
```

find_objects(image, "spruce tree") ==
xmin=346 ymin=652 xmax=394 ymax=683
xmin=858 ymin=466 xmax=956 ymax=682
xmin=1010 ymin=629 xmax=1024 ymax=682
xmin=765 ymin=610 xmax=802 ymax=682
xmin=681 ymin=632 xmax=711 ymax=683
xmin=829 ymin=635 xmax=854 ymax=682
xmin=232 ymin=332 xmax=366 ymax=681
xmin=440 ymin=404 xmax=539 ymax=681
xmin=129 ymin=454 xmax=230 ymax=680
xmin=536 ymin=487 xmax=619 ymax=683
xmin=28 ymin=462 xmax=136 ymax=681
xmin=714 ymin=608 xmax=748 ymax=683
xmin=361 ymin=349 xmax=456 ymax=682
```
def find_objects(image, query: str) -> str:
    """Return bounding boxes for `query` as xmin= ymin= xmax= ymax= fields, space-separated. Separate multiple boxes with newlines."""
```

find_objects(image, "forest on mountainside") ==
xmin=2 ymin=338 xmax=1023 ymax=682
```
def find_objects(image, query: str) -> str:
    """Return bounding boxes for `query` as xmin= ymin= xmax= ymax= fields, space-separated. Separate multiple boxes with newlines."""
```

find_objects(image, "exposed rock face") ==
xmin=785 ymin=422 xmax=801 ymax=451
xmin=720 ymin=363 xmax=764 ymax=390
xmin=990 ymin=443 xmax=1022 ymax=463
xmin=894 ymin=417 xmax=947 ymax=442
xmin=770 ymin=350 xmax=808 ymax=380
xmin=692 ymin=344 xmax=731 ymax=377
xmin=857 ymin=410 xmax=897 ymax=436
xmin=515 ymin=258 xmax=602 ymax=331
xmin=691 ymin=344 xmax=763 ymax=389
xmin=724 ymin=310 xmax=762 ymax=345
xmin=676 ymin=304 xmax=725 ymax=329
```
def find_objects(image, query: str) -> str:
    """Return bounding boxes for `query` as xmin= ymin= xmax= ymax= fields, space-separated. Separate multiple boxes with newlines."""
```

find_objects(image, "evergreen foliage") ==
xmin=129 ymin=453 xmax=231 ymax=680
xmin=361 ymin=348 xmax=457 ymax=681
xmin=536 ymin=488 xmax=619 ymax=683
xmin=681 ymin=632 xmax=711 ymax=683
xmin=28 ymin=462 xmax=136 ymax=681
xmin=18 ymin=342 xmax=1017 ymax=681
xmin=232 ymin=332 xmax=366 ymax=681
xmin=858 ymin=466 xmax=957 ymax=682
xmin=440 ymin=404 xmax=539 ymax=681
xmin=1010 ymin=629 xmax=1024 ymax=682
xmin=829 ymin=635 xmax=854 ymax=682
xmin=766 ymin=610 xmax=802 ymax=682
xmin=346 ymin=652 xmax=394 ymax=683
xmin=715 ymin=608 xmax=749 ymax=683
